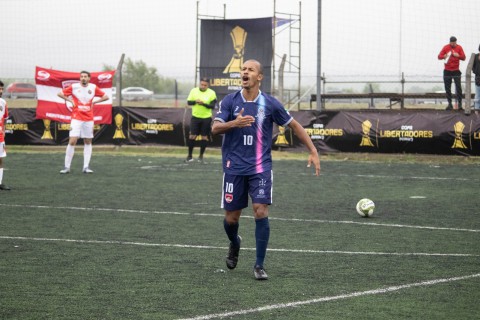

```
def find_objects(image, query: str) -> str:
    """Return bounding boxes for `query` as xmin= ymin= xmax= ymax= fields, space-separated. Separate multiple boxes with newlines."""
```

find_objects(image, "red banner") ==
xmin=35 ymin=66 xmax=115 ymax=124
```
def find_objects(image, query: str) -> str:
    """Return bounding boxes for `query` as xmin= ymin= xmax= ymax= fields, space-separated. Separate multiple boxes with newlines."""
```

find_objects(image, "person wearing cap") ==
xmin=438 ymin=36 xmax=466 ymax=110
xmin=472 ymin=44 xmax=480 ymax=114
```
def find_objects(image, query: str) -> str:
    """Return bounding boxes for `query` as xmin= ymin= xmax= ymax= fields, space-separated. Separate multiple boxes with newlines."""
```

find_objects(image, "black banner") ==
xmin=287 ymin=110 xmax=480 ymax=156
xmin=200 ymin=18 xmax=273 ymax=98
xmin=5 ymin=108 xmax=480 ymax=156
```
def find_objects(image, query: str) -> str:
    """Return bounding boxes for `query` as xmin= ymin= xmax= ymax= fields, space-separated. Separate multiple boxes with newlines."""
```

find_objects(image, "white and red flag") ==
xmin=35 ymin=66 xmax=115 ymax=124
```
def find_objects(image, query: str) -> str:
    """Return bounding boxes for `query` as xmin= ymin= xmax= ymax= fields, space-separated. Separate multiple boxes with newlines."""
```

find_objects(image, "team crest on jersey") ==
xmin=225 ymin=193 xmax=233 ymax=203
xmin=226 ymin=160 xmax=231 ymax=168
xmin=88 ymin=90 xmax=92 ymax=94
xmin=256 ymin=105 xmax=265 ymax=122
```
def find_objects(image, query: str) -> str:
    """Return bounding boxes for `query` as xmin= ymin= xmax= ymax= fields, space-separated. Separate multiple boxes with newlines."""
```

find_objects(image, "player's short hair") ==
xmin=245 ymin=59 xmax=264 ymax=75
xmin=80 ymin=70 xmax=91 ymax=77
xmin=200 ymin=77 xmax=209 ymax=83
xmin=257 ymin=62 xmax=264 ymax=75
xmin=0 ymin=80 xmax=4 ymax=87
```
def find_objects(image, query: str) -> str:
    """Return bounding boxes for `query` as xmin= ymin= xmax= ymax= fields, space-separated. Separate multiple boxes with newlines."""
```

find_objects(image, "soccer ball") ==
xmin=356 ymin=198 xmax=375 ymax=217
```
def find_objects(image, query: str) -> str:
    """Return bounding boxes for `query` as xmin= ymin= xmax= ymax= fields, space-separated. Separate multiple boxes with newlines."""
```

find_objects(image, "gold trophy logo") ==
xmin=113 ymin=113 xmax=126 ymax=139
xmin=41 ymin=119 xmax=54 ymax=140
xmin=451 ymin=121 xmax=467 ymax=149
xmin=360 ymin=120 xmax=375 ymax=147
xmin=274 ymin=125 xmax=289 ymax=147
xmin=223 ymin=26 xmax=247 ymax=73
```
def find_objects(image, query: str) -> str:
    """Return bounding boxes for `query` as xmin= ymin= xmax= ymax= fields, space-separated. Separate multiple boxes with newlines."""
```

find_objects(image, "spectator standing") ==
xmin=185 ymin=78 xmax=217 ymax=163
xmin=472 ymin=44 xmax=480 ymax=114
xmin=57 ymin=71 xmax=109 ymax=174
xmin=438 ymin=36 xmax=466 ymax=110
xmin=212 ymin=59 xmax=320 ymax=280
xmin=0 ymin=80 xmax=10 ymax=190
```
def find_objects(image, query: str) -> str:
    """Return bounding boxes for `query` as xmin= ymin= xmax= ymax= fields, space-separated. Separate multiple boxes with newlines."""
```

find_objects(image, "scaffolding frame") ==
xmin=195 ymin=0 xmax=302 ymax=107
xmin=273 ymin=1 xmax=302 ymax=109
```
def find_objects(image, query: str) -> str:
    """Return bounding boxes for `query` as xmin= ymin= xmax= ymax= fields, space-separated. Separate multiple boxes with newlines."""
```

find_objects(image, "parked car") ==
xmin=5 ymin=82 xmax=37 ymax=99
xmin=121 ymin=87 xmax=153 ymax=101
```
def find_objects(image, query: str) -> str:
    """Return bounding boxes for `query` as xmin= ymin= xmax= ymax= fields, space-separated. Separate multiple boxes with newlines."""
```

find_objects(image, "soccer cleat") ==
xmin=60 ymin=167 xmax=70 ymax=174
xmin=184 ymin=157 xmax=194 ymax=163
xmin=197 ymin=157 xmax=204 ymax=163
xmin=446 ymin=104 xmax=453 ymax=110
xmin=0 ymin=184 xmax=11 ymax=191
xmin=82 ymin=167 xmax=94 ymax=174
xmin=226 ymin=235 xmax=241 ymax=270
xmin=253 ymin=265 xmax=268 ymax=280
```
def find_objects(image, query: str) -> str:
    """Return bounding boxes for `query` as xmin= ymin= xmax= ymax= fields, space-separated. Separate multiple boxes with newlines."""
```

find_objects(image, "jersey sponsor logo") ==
xmin=225 ymin=193 xmax=233 ymax=203
xmin=233 ymin=106 xmax=240 ymax=116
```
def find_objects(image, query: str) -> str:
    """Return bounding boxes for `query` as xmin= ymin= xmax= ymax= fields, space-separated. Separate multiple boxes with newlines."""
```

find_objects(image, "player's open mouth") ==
xmin=242 ymin=76 xmax=249 ymax=83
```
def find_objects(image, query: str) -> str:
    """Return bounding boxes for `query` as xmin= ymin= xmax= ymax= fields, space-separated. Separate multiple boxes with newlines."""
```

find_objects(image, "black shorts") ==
xmin=189 ymin=116 xmax=212 ymax=136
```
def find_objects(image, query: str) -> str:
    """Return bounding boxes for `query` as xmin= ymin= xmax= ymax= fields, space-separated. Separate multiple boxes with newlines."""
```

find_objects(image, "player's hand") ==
xmin=307 ymin=152 xmax=320 ymax=176
xmin=235 ymin=108 xmax=255 ymax=128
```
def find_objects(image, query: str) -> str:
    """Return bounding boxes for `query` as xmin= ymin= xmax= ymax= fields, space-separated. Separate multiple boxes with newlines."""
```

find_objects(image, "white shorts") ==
xmin=0 ymin=142 xmax=6 ymax=158
xmin=70 ymin=119 xmax=94 ymax=138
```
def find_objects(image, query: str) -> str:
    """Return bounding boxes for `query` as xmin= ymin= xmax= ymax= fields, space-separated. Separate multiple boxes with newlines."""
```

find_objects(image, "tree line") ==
xmin=103 ymin=58 xmax=193 ymax=95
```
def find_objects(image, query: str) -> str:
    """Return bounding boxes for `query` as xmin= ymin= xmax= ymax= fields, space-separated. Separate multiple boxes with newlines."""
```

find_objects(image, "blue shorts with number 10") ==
xmin=221 ymin=170 xmax=273 ymax=211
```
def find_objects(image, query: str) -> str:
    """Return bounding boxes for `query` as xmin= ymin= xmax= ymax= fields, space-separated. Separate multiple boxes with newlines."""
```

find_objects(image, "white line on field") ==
xmin=352 ymin=174 xmax=471 ymax=181
xmin=1 ymin=203 xmax=479 ymax=233
xmin=0 ymin=236 xmax=478 ymax=257
xmin=177 ymin=273 xmax=480 ymax=320
xmin=138 ymin=163 xmax=476 ymax=181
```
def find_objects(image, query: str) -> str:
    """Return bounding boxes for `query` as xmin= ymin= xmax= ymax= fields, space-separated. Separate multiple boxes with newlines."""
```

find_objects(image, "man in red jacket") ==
xmin=438 ymin=36 xmax=466 ymax=110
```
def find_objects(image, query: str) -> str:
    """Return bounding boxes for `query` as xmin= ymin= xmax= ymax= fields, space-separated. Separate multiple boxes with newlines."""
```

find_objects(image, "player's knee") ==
xmin=253 ymin=204 xmax=269 ymax=219
xmin=225 ymin=211 xmax=241 ymax=224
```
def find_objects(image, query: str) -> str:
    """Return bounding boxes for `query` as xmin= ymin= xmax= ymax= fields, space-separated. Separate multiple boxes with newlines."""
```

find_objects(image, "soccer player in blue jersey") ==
xmin=212 ymin=59 xmax=320 ymax=280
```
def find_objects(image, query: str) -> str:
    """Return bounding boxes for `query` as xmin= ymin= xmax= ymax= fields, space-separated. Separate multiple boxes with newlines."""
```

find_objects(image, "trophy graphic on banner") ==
xmin=451 ymin=121 xmax=467 ymax=149
xmin=223 ymin=26 xmax=247 ymax=73
xmin=274 ymin=125 xmax=289 ymax=147
xmin=113 ymin=113 xmax=126 ymax=139
xmin=360 ymin=120 xmax=375 ymax=147
xmin=41 ymin=119 xmax=54 ymax=140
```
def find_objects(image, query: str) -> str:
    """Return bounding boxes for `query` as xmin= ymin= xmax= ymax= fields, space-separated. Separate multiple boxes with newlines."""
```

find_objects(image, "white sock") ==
xmin=65 ymin=144 xmax=75 ymax=168
xmin=0 ymin=168 xmax=3 ymax=184
xmin=83 ymin=144 xmax=92 ymax=169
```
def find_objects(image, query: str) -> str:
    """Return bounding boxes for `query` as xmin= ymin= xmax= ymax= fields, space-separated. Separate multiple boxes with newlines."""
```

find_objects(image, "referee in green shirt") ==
xmin=185 ymin=78 xmax=217 ymax=162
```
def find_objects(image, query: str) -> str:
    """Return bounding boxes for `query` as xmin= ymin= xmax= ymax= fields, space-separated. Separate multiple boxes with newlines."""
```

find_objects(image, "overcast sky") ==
xmin=2 ymin=0 xmax=480 ymax=88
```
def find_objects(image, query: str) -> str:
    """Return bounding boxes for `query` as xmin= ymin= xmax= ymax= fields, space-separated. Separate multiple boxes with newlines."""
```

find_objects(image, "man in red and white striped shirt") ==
xmin=57 ymin=71 xmax=109 ymax=174
xmin=0 ymin=80 xmax=11 ymax=190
